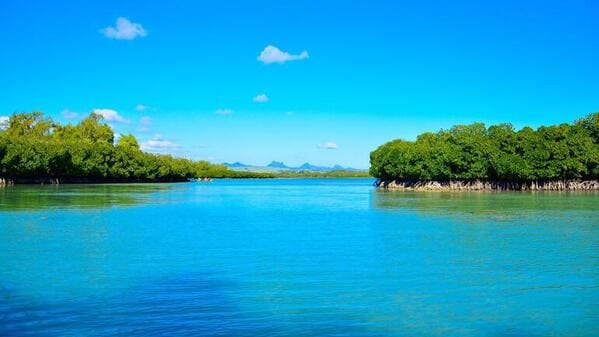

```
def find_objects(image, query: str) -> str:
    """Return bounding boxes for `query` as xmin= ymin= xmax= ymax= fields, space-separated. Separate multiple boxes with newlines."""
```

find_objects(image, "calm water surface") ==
xmin=0 ymin=179 xmax=597 ymax=336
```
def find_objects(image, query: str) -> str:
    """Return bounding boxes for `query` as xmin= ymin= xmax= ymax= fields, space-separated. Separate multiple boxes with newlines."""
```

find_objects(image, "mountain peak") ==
xmin=267 ymin=161 xmax=289 ymax=169
xmin=298 ymin=162 xmax=328 ymax=171
xmin=224 ymin=161 xmax=250 ymax=168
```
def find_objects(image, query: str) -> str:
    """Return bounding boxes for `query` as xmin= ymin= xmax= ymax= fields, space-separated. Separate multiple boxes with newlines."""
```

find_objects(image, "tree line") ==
xmin=370 ymin=112 xmax=599 ymax=182
xmin=0 ymin=112 xmax=271 ymax=182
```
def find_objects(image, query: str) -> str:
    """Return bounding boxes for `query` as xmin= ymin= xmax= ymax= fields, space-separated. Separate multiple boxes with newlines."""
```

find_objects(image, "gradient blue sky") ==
xmin=1 ymin=1 xmax=598 ymax=168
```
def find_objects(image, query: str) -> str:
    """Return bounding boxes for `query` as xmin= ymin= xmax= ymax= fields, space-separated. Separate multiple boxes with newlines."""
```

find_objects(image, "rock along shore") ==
xmin=375 ymin=179 xmax=599 ymax=191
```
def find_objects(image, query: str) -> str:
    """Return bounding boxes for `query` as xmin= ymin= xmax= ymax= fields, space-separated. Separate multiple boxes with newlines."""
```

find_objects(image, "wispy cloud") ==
xmin=253 ymin=93 xmax=269 ymax=103
xmin=215 ymin=108 xmax=234 ymax=115
xmin=0 ymin=116 xmax=9 ymax=130
xmin=93 ymin=108 xmax=129 ymax=123
xmin=135 ymin=104 xmax=148 ymax=112
xmin=140 ymin=116 xmax=152 ymax=126
xmin=285 ymin=111 xmax=295 ymax=116
xmin=61 ymin=109 xmax=79 ymax=119
xmin=101 ymin=17 xmax=147 ymax=40
xmin=141 ymin=134 xmax=180 ymax=153
xmin=138 ymin=116 xmax=152 ymax=132
xmin=318 ymin=141 xmax=339 ymax=149
xmin=257 ymin=45 xmax=309 ymax=64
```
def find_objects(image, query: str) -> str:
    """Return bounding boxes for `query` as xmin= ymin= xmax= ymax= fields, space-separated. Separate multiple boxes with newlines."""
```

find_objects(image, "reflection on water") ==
xmin=373 ymin=190 xmax=599 ymax=221
xmin=0 ymin=179 xmax=597 ymax=336
xmin=0 ymin=183 xmax=178 ymax=211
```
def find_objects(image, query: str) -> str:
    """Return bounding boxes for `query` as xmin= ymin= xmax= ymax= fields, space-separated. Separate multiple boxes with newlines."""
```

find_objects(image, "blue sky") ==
xmin=1 ymin=1 xmax=598 ymax=168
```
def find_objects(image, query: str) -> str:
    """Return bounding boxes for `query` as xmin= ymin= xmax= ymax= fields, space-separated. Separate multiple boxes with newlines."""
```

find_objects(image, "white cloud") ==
xmin=93 ymin=108 xmax=129 ymax=123
xmin=253 ymin=93 xmax=269 ymax=103
xmin=215 ymin=108 xmax=234 ymax=115
xmin=257 ymin=45 xmax=309 ymax=64
xmin=101 ymin=17 xmax=147 ymax=40
xmin=141 ymin=134 xmax=180 ymax=153
xmin=0 ymin=116 xmax=9 ymax=130
xmin=318 ymin=141 xmax=339 ymax=149
xmin=135 ymin=104 xmax=148 ymax=112
xmin=61 ymin=109 xmax=79 ymax=119
xmin=285 ymin=111 xmax=295 ymax=116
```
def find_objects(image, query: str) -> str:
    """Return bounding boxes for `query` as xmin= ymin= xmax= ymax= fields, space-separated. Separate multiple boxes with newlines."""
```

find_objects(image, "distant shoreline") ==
xmin=0 ymin=176 xmax=373 ymax=186
xmin=375 ymin=179 xmax=599 ymax=191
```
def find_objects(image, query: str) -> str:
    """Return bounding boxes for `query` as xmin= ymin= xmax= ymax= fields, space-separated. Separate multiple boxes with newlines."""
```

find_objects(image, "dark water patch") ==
xmin=0 ymin=272 xmax=389 ymax=337
xmin=0 ymin=273 xmax=273 ymax=336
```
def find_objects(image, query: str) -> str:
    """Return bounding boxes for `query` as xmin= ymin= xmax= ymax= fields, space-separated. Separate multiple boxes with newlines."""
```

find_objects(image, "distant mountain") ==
xmin=267 ymin=161 xmax=290 ymax=169
xmin=331 ymin=164 xmax=362 ymax=172
xmin=223 ymin=160 xmax=366 ymax=172
xmin=224 ymin=162 xmax=250 ymax=168
xmin=297 ymin=163 xmax=329 ymax=171
xmin=297 ymin=163 xmax=363 ymax=172
xmin=224 ymin=160 xmax=366 ymax=173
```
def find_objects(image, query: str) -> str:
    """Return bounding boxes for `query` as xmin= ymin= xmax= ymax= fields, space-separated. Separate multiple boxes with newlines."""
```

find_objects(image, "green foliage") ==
xmin=576 ymin=112 xmax=599 ymax=142
xmin=370 ymin=112 xmax=599 ymax=181
xmin=0 ymin=112 xmax=268 ymax=182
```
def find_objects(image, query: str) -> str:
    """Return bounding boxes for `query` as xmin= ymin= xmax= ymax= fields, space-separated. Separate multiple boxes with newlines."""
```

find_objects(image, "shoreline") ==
xmin=0 ymin=177 xmax=191 ymax=186
xmin=375 ymin=179 xmax=599 ymax=191
xmin=0 ymin=176 xmax=373 ymax=186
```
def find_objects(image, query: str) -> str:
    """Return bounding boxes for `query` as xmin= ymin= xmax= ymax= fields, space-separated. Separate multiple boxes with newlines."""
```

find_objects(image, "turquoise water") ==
xmin=0 ymin=179 xmax=598 ymax=336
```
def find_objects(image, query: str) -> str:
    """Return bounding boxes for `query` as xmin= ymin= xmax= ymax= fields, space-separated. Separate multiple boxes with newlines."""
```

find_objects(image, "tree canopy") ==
xmin=370 ymin=113 xmax=599 ymax=181
xmin=0 ymin=112 xmax=270 ymax=182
